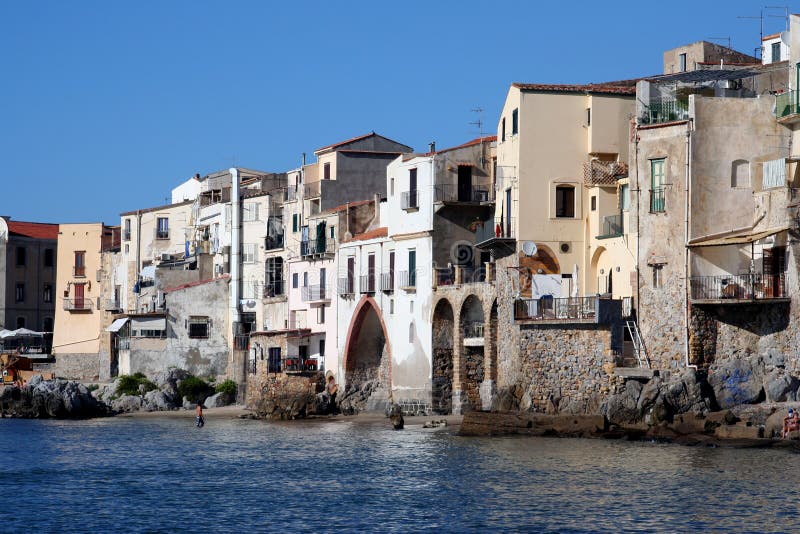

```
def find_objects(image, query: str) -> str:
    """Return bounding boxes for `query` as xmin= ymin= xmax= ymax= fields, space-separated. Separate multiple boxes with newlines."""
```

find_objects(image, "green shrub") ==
xmin=178 ymin=376 xmax=212 ymax=402
xmin=116 ymin=374 xmax=157 ymax=396
xmin=215 ymin=379 xmax=237 ymax=397
xmin=86 ymin=384 xmax=99 ymax=392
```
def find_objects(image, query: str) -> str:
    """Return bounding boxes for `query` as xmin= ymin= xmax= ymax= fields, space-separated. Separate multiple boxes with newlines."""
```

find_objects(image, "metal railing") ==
xmin=265 ymin=233 xmax=285 ymax=250
xmin=434 ymin=184 xmax=494 ymax=203
xmin=640 ymin=99 xmax=689 ymax=125
xmin=300 ymin=238 xmax=335 ymax=257
xmin=301 ymin=285 xmax=328 ymax=301
xmin=435 ymin=267 xmax=455 ymax=286
xmin=283 ymin=357 xmax=319 ymax=372
xmin=263 ymin=281 xmax=285 ymax=298
xmin=463 ymin=322 xmax=485 ymax=338
xmin=776 ymin=91 xmax=800 ymax=119
xmin=475 ymin=217 xmax=515 ymax=244
xmin=63 ymin=298 xmax=93 ymax=311
xmin=598 ymin=213 xmax=624 ymax=238
xmin=401 ymin=190 xmax=419 ymax=210
xmin=690 ymin=273 xmax=787 ymax=301
xmin=514 ymin=296 xmax=599 ymax=322
xmin=359 ymin=275 xmax=376 ymax=293
xmin=398 ymin=270 xmax=416 ymax=288
xmin=461 ymin=265 xmax=486 ymax=284
xmin=650 ymin=188 xmax=665 ymax=213
xmin=155 ymin=229 xmax=170 ymax=240
xmin=338 ymin=277 xmax=354 ymax=296
xmin=103 ymin=299 xmax=121 ymax=311
xmin=380 ymin=272 xmax=394 ymax=292
xmin=73 ymin=266 xmax=86 ymax=277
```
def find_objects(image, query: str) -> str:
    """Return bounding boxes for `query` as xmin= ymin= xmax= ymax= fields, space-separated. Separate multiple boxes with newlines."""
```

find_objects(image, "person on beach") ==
xmin=196 ymin=399 xmax=205 ymax=428
xmin=782 ymin=408 xmax=799 ymax=438
xmin=326 ymin=375 xmax=338 ymax=415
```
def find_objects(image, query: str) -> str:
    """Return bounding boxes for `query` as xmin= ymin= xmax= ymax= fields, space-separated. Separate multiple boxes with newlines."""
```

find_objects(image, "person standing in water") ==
xmin=196 ymin=399 xmax=205 ymax=428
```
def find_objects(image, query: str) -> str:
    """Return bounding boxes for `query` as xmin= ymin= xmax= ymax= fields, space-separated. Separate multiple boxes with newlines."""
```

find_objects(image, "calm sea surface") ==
xmin=0 ymin=415 xmax=797 ymax=533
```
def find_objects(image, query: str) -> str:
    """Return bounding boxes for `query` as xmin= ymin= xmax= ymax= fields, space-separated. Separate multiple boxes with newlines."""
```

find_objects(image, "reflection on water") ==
xmin=1 ymin=417 xmax=797 ymax=532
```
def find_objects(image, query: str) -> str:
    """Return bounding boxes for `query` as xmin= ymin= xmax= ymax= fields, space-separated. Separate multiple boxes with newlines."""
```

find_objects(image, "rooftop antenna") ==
xmin=470 ymin=107 xmax=486 ymax=165
xmin=765 ymin=6 xmax=789 ymax=32
xmin=738 ymin=10 xmax=764 ymax=58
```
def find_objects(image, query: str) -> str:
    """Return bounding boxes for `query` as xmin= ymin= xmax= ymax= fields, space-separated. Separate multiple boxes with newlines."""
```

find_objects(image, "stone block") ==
xmin=714 ymin=423 xmax=762 ymax=440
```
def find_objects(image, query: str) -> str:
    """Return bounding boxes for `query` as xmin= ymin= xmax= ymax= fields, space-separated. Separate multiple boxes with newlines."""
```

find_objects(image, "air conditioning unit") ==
xmin=161 ymin=253 xmax=174 ymax=262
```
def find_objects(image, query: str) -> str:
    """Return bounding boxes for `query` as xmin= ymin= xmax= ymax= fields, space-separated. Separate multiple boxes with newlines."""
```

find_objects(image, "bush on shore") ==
xmin=215 ymin=379 xmax=237 ymax=397
xmin=178 ymin=376 xmax=213 ymax=403
xmin=116 ymin=373 xmax=157 ymax=397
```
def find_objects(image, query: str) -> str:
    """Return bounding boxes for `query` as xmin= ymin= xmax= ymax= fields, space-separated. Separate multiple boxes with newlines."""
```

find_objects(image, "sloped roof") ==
xmin=164 ymin=274 xmax=230 ymax=293
xmin=350 ymin=227 xmax=388 ymax=242
xmin=435 ymin=136 xmax=497 ymax=155
xmin=7 ymin=220 xmax=59 ymax=240
xmin=315 ymin=132 xmax=376 ymax=152
xmin=513 ymin=80 xmax=639 ymax=96
xmin=317 ymin=199 xmax=373 ymax=216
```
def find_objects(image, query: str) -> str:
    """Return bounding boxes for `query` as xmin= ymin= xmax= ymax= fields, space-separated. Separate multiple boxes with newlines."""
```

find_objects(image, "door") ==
xmin=389 ymin=251 xmax=395 ymax=290
xmin=347 ymin=256 xmax=355 ymax=293
xmin=458 ymin=165 xmax=472 ymax=202
xmin=763 ymin=247 xmax=786 ymax=297
xmin=74 ymin=283 xmax=85 ymax=309
xmin=408 ymin=250 xmax=416 ymax=286
xmin=368 ymin=254 xmax=375 ymax=292
xmin=409 ymin=168 xmax=418 ymax=208
xmin=505 ymin=189 xmax=512 ymax=236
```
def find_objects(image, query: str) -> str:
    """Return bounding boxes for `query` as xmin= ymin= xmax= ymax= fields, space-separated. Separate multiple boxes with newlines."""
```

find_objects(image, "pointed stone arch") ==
xmin=432 ymin=297 xmax=455 ymax=414
xmin=458 ymin=294 xmax=484 ymax=412
xmin=342 ymin=296 xmax=392 ymax=412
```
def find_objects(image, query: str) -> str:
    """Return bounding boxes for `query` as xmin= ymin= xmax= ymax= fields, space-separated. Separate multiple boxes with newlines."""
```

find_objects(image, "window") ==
xmin=501 ymin=117 xmax=506 ymax=142
xmin=410 ymin=300 xmax=414 ymax=313
xmin=650 ymin=159 xmax=666 ymax=212
xmin=324 ymin=162 xmax=331 ymax=180
xmin=320 ymin=268 xmax=326 ymax=290
xmin=347 ymin=256 xmax=355 ymax=294
xmin=125 ymin=244 xmax=129 ymax=254
xmin=772 ymin=42 xmax=781 ymax=63
xmin=292 ymin=273 xmax=299 ymax=289
xmin=265 ymin=257 xmax=284 ymax=296
xmin=390 ymin=299 xmax=394 ymax=314
xmin=408 ymin=249 xmax=416 ymax=286
xmin=368 ymin=254 xmax=375 ymax=292
xmin=16 ymin=317 xmax=25 ymax=329
xmin=303 ymin=272 xmax=308 ymax=287
xmin=156 ymin=217 xmax=169 ymax=239
xmin=652 ymin=265 xmax=663 ymax=289
xmin=74 ymin=251 xmax=86 ymax=277
xmin=620 ymin=184 xmax=630 ymax=211
xmin=292 ymin=214 xmax=299 ymax=232
xmin=731 ymin=160 xmax=750 ymax=188
xmin=317 ymin=306 xmax=325 ymax=324
xmin=16 ymin=247 xmax=26 ymax=266
xmin=555 ymin=186 xmax=575 ymax=218
xmin=409 ymin=322 xmax=415 ymax=343
xmin=43 ymin=284 xmax=53 ymax=303
xmin=243 ymin=243 xmax=257 ymax=263
xmin=188 ymin=316 xmax=210 ymax=338
xmin=763 ymin=158 xmax=784 ymax=189
xmin=15 ymin=283 xmax=25 ymax=302
xmin=123 ymin=219 xmax=131 ymax=241
xmin=243 ymin=202 xmax=260 ymax=222
xmin=511 ymin=108 xmax=519 ymax=135
xmin=330 ymin=226 xmax=335 ymax=239
xmin=132 ymin=317 xmax=166 ymax=338
xmin=44 ymin=248 xmax=54 ymax=267
xmin=43 ymin=317 xmax=53 ymax=332
xmin=679 ymin=52 xmax=687 ymax=72
xmin=586 ymin=107 xmax=591 ymax=126
xmin=590 ymin=196 xmax=597 ymax=211
xmin=268 ymin=347 xmax=282 ymax=373
xmin=390 ymin=178 xmax=395 ymax=195
xmin=319 ymin=339 xmax=325 ymax=358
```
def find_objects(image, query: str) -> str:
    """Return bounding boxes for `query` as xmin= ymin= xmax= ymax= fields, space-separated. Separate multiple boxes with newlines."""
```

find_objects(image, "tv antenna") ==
xmin=765 ymin=6 xmax=789 ymax=31
xmin=738 ymin=10 xmax=764 ymax=58
xmin=470 ymin=107 xmax=485 ymax=139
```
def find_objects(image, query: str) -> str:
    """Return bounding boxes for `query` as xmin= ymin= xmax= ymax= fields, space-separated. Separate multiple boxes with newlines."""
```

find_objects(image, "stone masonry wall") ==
xmin=52 ymin=353 xmax=102 ymax=380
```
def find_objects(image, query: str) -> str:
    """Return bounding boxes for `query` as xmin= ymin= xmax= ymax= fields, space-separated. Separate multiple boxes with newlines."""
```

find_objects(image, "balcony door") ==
xmin=458 ymin=165 xmax=472 ymax=202
xmin=75 ymin=283 xmax=85 ymax=309
xmin=763 ymin=247 xmax=786 ymax=297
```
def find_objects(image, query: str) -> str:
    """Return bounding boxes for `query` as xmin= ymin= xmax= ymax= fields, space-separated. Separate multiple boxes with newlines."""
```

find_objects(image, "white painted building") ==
xmin=763 ymin=32 xmax=790 ymax=65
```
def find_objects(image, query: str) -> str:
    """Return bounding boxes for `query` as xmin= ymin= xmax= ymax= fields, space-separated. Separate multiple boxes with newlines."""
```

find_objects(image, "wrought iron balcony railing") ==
xmin=380 ymin=272 xmax=394 ymax=292
xmin=776 ymin=91 xmax=800 ymax=119
xmin=690 ymin=273 xmax=787 ymax=301
xmin=338 ymin=277 xmax=354 ymax=296
xmin=359 ymin=275 xmax=376 ymax=293
xmin=434 ymin=184 xmax=494 ymax=203
xmin=401 ymin=190 xmax=419 ymax=210
xmin=398 ymin=270 xmax=416 ymax=289
xmin=475 ymin=217 xmax=515 ymax=245
xmin=300 ymin=238 xmax=335 ymax=258
xmin=301 ymin=284 xmax=328 ymax=301
xmin=63 ymin=298 xmax=93 ymax=311
xmin=514 ymin=296 xmax=599 ymax=322
xmin=650 ymin=188 xmax=665 ymax=213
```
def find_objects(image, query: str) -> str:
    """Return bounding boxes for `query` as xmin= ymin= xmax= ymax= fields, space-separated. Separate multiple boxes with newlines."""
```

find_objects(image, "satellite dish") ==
xmin=522 ymin=241 xmax=538 ymax=257
xmin=247 ymin=300 xmax=256 ymax=309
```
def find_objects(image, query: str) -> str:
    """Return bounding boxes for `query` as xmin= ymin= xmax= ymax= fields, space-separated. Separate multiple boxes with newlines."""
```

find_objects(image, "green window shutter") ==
xmin=292 ymin=214 xmax=298 ymax=232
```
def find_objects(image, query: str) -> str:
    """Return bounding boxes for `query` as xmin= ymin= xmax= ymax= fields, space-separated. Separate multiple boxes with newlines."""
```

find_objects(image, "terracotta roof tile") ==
xmin=350 ymin=227 xmax=388 ymax=242
xmin=6 ymin=221 xmax=59 ymax=240
xmin=433 ymin=136 xmax=497 ymax=155
xmin=762 ymin=32 xmax=782 ymax=41
xmin=513 ymin=81 xmax=639 ymax=95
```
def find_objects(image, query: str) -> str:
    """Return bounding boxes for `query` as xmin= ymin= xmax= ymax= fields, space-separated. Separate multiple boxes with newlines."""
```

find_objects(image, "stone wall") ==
xmin=517 ymin=324 xmax=618 ymax=414
xmin=52 ymin=353 xmax=102 ymax=380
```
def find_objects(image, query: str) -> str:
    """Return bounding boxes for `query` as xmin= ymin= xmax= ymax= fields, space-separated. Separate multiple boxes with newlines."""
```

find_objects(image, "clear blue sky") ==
xmin=0 ymin=0 xmax=786 ymax=225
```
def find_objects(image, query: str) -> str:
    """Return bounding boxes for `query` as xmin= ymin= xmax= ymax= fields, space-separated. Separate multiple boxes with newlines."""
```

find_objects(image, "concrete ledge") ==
xmin=459 ymin=411 xmax=605 ymax=437
xmin=613 ymin=367 xmax=656 ymax=379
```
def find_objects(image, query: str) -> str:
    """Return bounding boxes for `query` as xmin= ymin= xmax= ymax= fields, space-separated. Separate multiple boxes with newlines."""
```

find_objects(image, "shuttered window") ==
xmin=763 ymin=158 xmax=786 ymax=189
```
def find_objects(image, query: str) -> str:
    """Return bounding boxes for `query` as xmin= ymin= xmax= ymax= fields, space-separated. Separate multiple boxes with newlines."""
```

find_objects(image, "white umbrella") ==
xmin=13 ymin=328 xmax=43 ymax=337
xmin=572 ymin=264 xmax=579 ymax=298
xmin=0 ymin=329 xmax=15 ymax=339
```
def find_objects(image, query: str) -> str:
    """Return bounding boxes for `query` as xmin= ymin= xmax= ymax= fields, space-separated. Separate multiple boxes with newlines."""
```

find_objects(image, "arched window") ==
xmin=731 ymin=159 xmax=750 ymax=188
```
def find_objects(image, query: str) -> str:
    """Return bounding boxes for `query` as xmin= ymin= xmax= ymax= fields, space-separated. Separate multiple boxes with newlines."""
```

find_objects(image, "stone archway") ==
xmin=459 ymin=294 xmax=484 ymax=412
xmin=590 ymin=246 xmax=608 ymax=294
xmin=479 ymin=299 xmax=499 ymax=410
xmin=342 ymin=297 xmax=392 ymax=412
xmin=432 ymin=298 xmax=455 ymax=414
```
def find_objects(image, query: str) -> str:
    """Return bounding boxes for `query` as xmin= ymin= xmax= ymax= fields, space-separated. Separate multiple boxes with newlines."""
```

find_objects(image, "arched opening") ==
xmin=432 ymin=298 xmax=455 ymax=414
xmin=342 ymin=297 xmax=391 ymax=412
xmin=460 ymin=294 xmax=484 ymax=412
xmin=590 ymin=246 xmax=607 ymax=294
xmin=488 ymin=300 xmax=498 ymax=382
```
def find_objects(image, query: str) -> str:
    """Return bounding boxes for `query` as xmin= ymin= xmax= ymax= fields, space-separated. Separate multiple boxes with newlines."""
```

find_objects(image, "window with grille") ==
xmin=156 ymin=217 xmax=169 ymax=239
xmin=16 ymin=247 xmax=26 ymax=266
xmin=188 ymin=316 xmax=210 ymax=338
xmin=555 ymin=186 xmax=575 ymax=218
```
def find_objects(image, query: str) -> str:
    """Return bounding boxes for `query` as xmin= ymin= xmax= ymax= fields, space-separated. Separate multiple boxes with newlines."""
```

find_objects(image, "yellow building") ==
xmin=480 ymin=82 xmax=637 ymax=300
xmin=52 ymin=223 xmax=120 ymax=379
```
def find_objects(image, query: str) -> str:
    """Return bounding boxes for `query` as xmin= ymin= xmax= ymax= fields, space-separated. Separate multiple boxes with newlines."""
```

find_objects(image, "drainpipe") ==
xmin=230 ymin=168 xmax=241 ymax=327
xmin=684 ymin=122 xmax=697 ymax=370
xmin=135 ymin=209 xmax=142 ymax=313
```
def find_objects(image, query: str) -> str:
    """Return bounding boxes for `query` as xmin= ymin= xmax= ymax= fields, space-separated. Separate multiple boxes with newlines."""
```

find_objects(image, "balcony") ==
xmin=398 ymin=270 xmax=416 ymax=290
xmin=690 ymin=273 xmax=788 ymax=303
xmin=263 ymin=281 xmax=285 ymax=298
xmin=338 ymin=277 xmax=355 ymax=297
xmin=301 ymin=284 xmax=329 ymax=303
xmin=359 ymin=275 xmax=376 ymax=294
xmin=155 ymin=229 xmax=169 ymax=240
xmin=283 ymin=357 xmax=319 ymax=373
xmin=650 ymin=189 xmax=665 ymax=213
xmin=514 ymin=296 xmax=599 ymax=323
xmin=380 ymin=272 xmax=394 ymax=292
xmin=300 ymin=238 xmax=335 ymax=258
xmin=639 ymin=99 xmax=689 ymax=125
xmin=434 ymin=184 xmax=494 ymax=204
xmin=73 ymin=266 xmax=86 ymax=277
xmin=401 ymin=190 xmax=419 ymax=210
xmin=475 ymin=217 xmax=515 ymax=258
xmin=776 ymin=91 xmax=800 ymax=123
xmin=265 ymin=233 xmax=285 ymax=251
xmin=304 ymin=181 xmax=322 ymax=199
xmin=103 ymin=299 xmax=122 ymax=311
xmin=234 ymin=334 xmax=250 ymax=351
xmin=597 ymin=213 xmax=624 ymax=239
xmin=435 ymin=267 xmax=455 ymax=286
xmin=63 ymin=298 xmax=93 ymax=312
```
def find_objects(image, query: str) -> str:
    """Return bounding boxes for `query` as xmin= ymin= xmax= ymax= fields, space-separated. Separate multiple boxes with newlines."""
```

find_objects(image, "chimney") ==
xmin=194 ymin=173 xmax=200 ymax=180
xmin=429 ymin=141 xmax=436 ymax=153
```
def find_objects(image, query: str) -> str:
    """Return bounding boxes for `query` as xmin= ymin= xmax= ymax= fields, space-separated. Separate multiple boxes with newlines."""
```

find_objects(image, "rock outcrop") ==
xmin=251 ymin=372 xmax=323 ymax=420
xmin=0 ymin=378 xmax=111 ymax=418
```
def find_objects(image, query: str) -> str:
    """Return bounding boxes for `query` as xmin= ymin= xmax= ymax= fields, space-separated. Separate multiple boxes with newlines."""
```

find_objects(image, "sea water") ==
xmin=0 ymin=416 xmax=797 ymax=532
